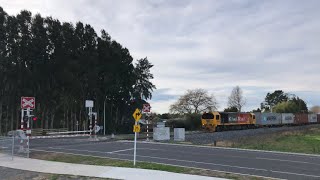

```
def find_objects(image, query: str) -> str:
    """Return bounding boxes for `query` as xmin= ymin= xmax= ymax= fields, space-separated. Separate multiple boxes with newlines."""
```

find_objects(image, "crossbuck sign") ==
xmin=142 ymin=103 xmax=151 ymax=113
xmin=21 ymin=97 xmax=35 ymax=109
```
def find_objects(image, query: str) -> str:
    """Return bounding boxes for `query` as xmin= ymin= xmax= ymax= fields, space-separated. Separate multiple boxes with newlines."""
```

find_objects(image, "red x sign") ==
xmin=142 ymin=104 xmax=151 ymax=113
xmin=21 ymin=97 xmax=35 ymax=109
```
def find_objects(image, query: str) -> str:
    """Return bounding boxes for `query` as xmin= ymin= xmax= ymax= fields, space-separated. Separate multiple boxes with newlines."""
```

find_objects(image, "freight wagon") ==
xmin=281 ymin=113 xmax=295 ymax=125
xmin=201 ymin=112 xmax=319 ymax=132
xmin=308 ymin=114 xmax=317 ymax=123
xmin=254 ymin=113 xmax=281 ymax=126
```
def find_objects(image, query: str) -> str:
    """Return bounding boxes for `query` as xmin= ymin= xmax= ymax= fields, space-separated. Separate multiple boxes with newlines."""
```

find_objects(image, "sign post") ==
xmin=132 ymin=108 xmax=141 ymax=166
xmin=142 ymin=104 xmax=151 ymax=141
xmin=20 ymin=97 xmax=35 ymax=157
xmin=85 ymin=100 xmax=94 ymax=137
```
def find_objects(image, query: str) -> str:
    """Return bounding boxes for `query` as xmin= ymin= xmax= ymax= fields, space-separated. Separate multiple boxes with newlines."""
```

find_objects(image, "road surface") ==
xmin=30 ymin=138 xmax=320 ymax=180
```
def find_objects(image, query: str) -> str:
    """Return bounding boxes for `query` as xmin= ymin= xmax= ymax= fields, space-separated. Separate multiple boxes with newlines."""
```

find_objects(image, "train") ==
xmin=201 ymin=112 xmax=320 ymax=132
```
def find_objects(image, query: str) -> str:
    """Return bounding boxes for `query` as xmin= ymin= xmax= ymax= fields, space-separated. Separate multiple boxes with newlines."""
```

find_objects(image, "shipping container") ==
xmin=318 ymin=114 xmax=320 ymax=123
xmin=237 ymin=113 xmax=251 ymax=123
xmin=255 ymin=113 xmax=281 ymax=126
xmin=281 ymin=113 xmax=294 ymax=124
xmin=308 ymin=114 xmax=317 ymax=123
xmin=294 ymin=113 xmax=308 ymax=124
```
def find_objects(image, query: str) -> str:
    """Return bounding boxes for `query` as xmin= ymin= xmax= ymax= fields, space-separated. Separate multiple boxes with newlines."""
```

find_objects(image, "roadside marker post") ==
xmin=132 ymin=108 xmax=142 ymax=166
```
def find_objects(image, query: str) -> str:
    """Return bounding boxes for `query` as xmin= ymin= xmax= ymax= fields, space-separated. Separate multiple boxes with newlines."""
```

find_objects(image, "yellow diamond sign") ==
xmin=133 ymin=125 xmax=141 ymax=133
xmin=133 ymin=108 xmax=142 ymax=122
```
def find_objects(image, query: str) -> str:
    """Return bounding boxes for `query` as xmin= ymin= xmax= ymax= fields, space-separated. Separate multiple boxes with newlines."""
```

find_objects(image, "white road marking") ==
xmin=112 ymin=152 xmax=320 ymax=178
xmin=49 ymin=146 xmax=134 ymax=154
xmin=123 ymin=140 xmax=320 ymax=158
xmin=49 ymin=147 xmax=106 ymax=154
xmin=108 ymin=148 xmax=134 ymax=153
xmin=30 ymin=148 xmax=280 ymax=180
xmin=256 ymin=157 xmax=320 ymax=166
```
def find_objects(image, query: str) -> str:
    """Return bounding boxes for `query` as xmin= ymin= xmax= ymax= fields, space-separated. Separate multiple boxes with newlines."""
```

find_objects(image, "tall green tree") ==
xmin=261 ymin=90 xmax=288 ymax=111
xmin=0 ymin=7 xmax=156 ymax=135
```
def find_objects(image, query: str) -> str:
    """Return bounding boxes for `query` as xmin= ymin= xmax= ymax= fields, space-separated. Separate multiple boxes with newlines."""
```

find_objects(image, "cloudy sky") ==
xmin=1 ymin=0 xmax=319 ymax=113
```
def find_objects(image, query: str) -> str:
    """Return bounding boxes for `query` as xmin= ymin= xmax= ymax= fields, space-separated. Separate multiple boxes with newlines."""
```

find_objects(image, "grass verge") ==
xmin=31 ymin=151 xmax=270 ymax=180
xmin=231 ymin=126 xmax=320 ymax=154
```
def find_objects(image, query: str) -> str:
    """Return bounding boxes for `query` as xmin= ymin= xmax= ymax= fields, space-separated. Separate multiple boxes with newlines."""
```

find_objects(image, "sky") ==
xmin=1 ymin=0 xmax=319 ymax=113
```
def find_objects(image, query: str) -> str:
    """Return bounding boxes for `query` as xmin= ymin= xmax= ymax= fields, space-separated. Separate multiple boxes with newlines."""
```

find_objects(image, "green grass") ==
xmin=232 ymin=128 xmax=320 ymax=154
xmin=31 ymin=151 xmax=269 ymax=180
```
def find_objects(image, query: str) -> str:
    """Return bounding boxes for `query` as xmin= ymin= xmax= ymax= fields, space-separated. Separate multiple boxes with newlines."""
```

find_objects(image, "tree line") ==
xmin=0 ymin=7 xmax=155 ymax=135
xmin=168 ymin=87 xmax=313 ymax=116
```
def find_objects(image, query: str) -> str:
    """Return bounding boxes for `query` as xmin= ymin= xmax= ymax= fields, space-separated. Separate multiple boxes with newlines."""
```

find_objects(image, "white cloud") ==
xmin=1 ymin=0 xmax=319 ymax=113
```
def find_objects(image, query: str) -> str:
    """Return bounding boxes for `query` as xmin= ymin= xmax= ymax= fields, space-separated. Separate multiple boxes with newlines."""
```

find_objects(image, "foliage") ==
xmin=224 ymin=106 xmax=238 ymax=112
xmin=169 ymin=89 xmax=218 ymax=114
xmin=251 ymin=108 xmax=261 ymax=112
xmin=165 ymin=113 xmax=201 ymax=130
xmin=227 ymin=86 xmax=246 ymax=112
xmin=273 ymin=97 xmax=308 ymax=113
xmin=261 ymin=90 xmax=288 ymax=111
xmin=0 ymin=7 xmax=155 ymax=134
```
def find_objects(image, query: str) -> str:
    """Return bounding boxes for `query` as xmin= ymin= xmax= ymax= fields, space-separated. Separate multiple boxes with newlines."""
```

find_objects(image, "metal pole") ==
xmin=104 ymin=97 xmax=106 ymax=136
xmin=21 ymin=110 xmax=24 ymax=130
xmin=11 ymin=135 xmax=14 ymax=160
xmin=133 ymin=121 xmax=137 ymax=166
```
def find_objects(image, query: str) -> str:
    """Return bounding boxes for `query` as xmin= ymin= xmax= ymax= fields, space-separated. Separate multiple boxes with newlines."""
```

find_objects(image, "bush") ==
xmin=165 ymin=113 xmax=202 ymax=131
xmin=184 ymin=113 xmax=202 ymax=130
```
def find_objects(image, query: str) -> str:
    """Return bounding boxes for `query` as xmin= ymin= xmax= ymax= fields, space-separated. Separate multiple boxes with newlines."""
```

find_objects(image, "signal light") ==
xmin=32 ymin=117 xmax=37 ymax=121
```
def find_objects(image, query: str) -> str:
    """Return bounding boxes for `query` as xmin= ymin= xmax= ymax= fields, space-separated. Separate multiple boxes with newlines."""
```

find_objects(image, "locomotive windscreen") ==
xmin=202 ymin=113 xmax=214 ymax=119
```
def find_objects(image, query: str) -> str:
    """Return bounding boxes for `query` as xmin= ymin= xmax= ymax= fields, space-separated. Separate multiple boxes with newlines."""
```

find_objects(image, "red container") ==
xmin=317 ymin=114 xmax=320 ymax=123
xmin=237 ymin=113 xmax=250 ymax=123
xmin=294 ymin=113 xmax=308 ymax=124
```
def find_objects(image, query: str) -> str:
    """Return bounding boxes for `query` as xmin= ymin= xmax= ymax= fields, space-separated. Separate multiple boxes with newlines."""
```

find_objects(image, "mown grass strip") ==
xmin=31 ymin=151 xmax=270 ymax=180
xmin=232 ymin=128 xmax=320 ymax=154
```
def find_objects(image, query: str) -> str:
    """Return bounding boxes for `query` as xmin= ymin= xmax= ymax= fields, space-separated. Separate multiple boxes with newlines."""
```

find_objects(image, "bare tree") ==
xmin=227 ymin=86 xmax=246 ymax=112
xmin=170 ymin=89 xmax=218 ymax=114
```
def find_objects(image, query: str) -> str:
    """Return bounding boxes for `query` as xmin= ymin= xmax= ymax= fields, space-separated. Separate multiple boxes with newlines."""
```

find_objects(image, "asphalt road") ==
xmin=30 ymin=138 xmax=320 ymax=180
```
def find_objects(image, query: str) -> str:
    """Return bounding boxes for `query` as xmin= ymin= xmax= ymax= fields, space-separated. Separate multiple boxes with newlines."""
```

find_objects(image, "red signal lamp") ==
xmin=33 ymin=117 xmax=38 ymax=121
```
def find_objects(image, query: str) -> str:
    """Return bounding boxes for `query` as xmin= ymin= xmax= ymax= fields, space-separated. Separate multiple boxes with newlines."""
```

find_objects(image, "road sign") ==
xmin=133 ymin=108 xmax=142 ymax=122
xmin=133 ymin=125 xmax=140 ymax=133
xmin=21 ymin=97 xmax=35 ymax=109
xmin=142 ymin=104 xmax=151 ymax=113
xmin=94 ymin=125 xmax=101 ymax=133
xmin=85 ymin=100 xmax=94 ymax=107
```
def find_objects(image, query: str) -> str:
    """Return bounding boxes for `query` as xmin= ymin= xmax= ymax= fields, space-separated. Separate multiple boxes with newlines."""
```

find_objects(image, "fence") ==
xmin=0 ymin=136 xmax=14 ymax=160
xmin=1 ymin=130 xmax=30 ymax=159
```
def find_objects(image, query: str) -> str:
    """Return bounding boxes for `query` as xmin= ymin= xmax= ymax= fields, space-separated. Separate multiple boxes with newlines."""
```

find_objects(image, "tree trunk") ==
xmin=41 ymin=107 xmax=45 ymax=129
xmin=63 ymin=107 xmax=66 ymax=128
xmin=5 ymin=105 xmax=9 ymax=134
xmin=50 ymin=113 xmax=55 ymax=129
xmin=45 ymin=110 xmax=49 ymax=129
xmin=16 ymin=105 xmax=19 ymax=130
xmin=10 ymin=105 xmax=14 ymax=131
xmin=79 ymin=108 xmax=82 ymax=131
xmin=0 ymin=100 xmax=2 ymax=135
xmin=66 ymin=108 xmax=69 ymax=130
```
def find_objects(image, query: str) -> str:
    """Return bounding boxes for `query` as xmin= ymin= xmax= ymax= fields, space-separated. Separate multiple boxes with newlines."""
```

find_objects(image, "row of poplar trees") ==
xmin=0 ymin=7 xmax=156 ymax=135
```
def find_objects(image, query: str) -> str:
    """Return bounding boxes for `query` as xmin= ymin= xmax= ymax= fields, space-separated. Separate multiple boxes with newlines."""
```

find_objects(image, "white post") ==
xmin=21 ymin=110 xmax=24 ymax=130
xmin=104 ymin=98 xmax=106 ymax=136
xmin=133 ymin=121 xmax=137 ymax=166
xmin=89 ymin=107 xmax=92 ymax=137
xmin=146 ymin=119 xmax=149 ymax=141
